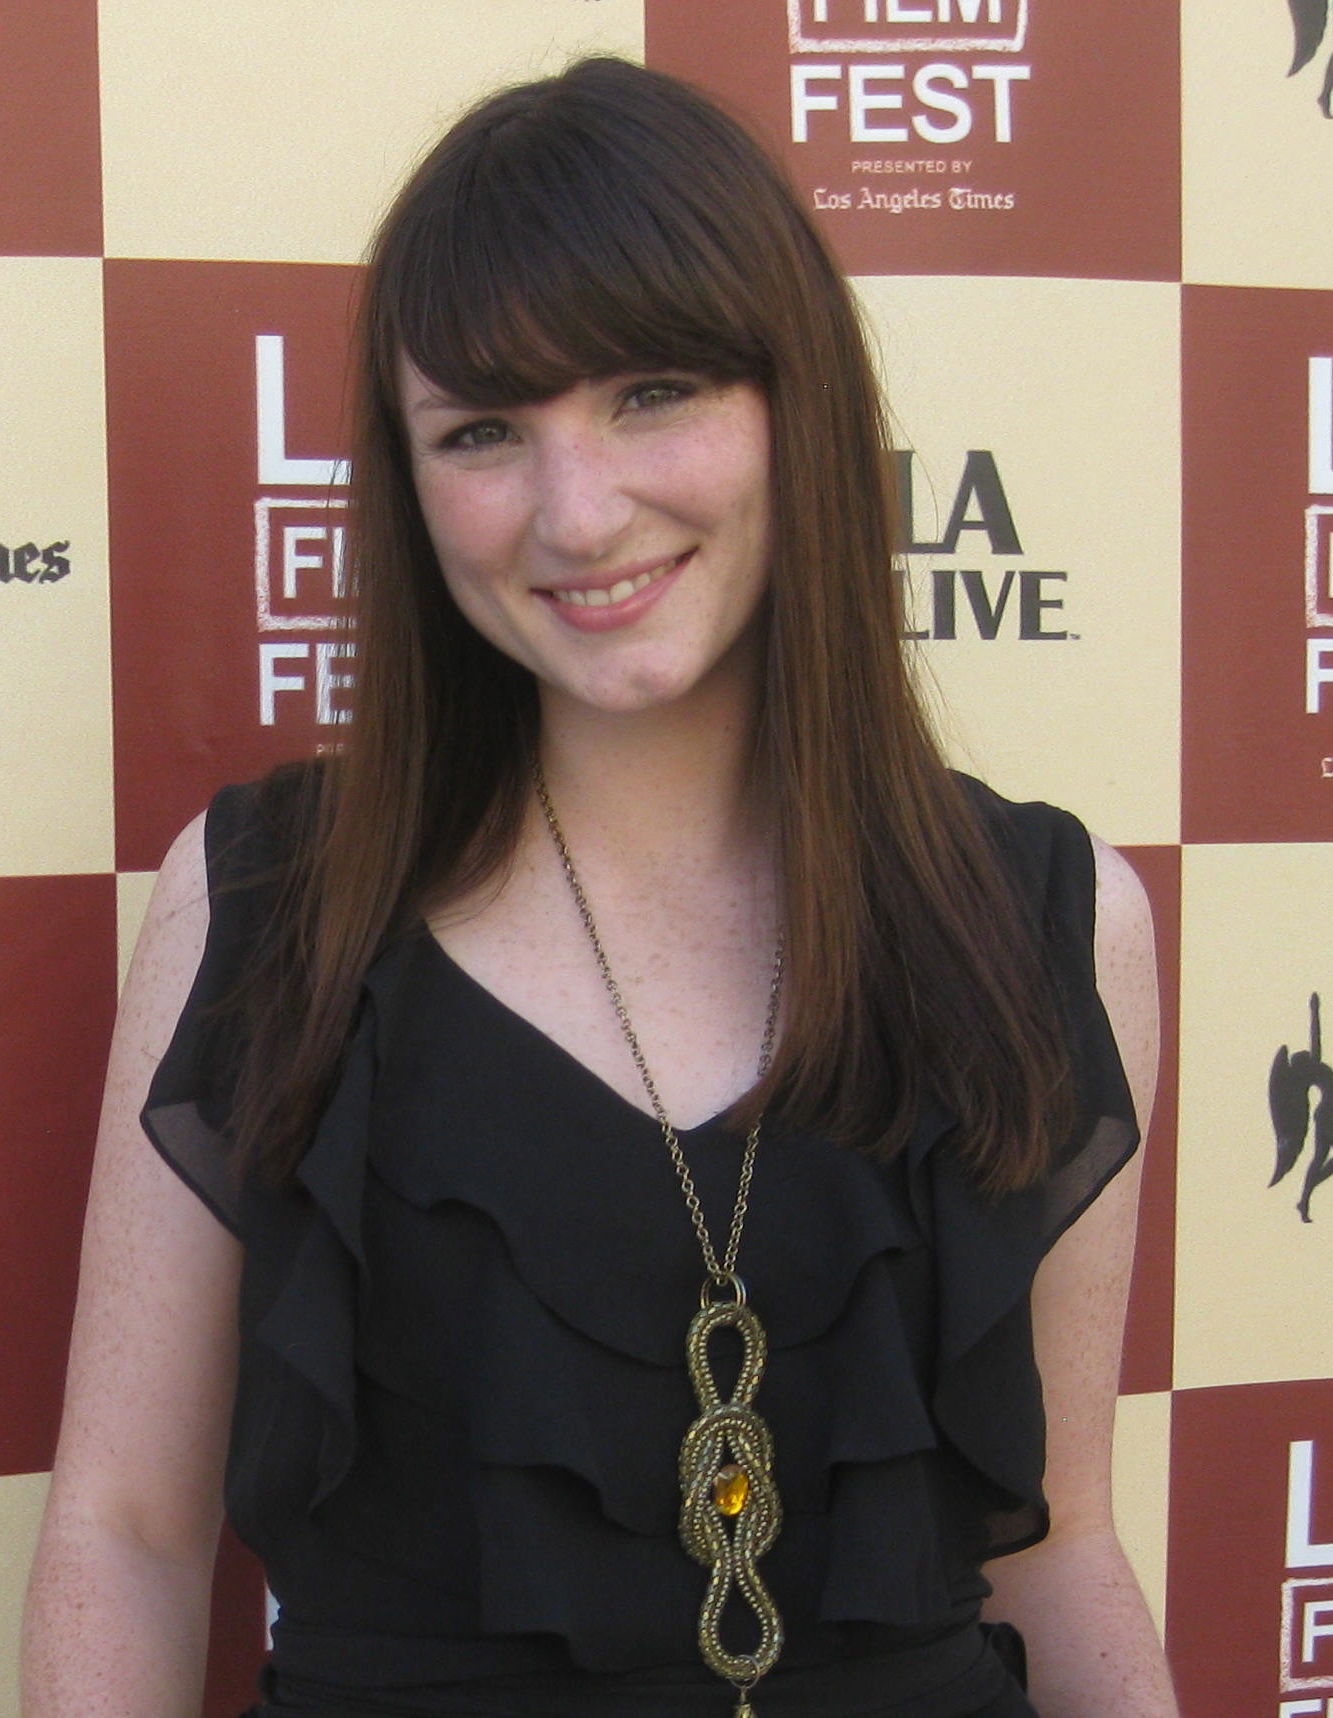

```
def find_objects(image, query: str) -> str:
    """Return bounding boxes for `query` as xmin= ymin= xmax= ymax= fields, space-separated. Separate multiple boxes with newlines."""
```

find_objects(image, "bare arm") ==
xmin=22 ymin=814 xmax=243 ymax=1718
xmin=981 ymin=837 xmax=1178 ymax=1717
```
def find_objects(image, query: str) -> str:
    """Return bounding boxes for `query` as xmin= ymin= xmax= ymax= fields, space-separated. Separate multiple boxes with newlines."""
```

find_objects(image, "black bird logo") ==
xmin=1287 ymin=0 xmax=1333 ymax=116
xmin=1269 ymin=992 xmax=1333 ymax=1222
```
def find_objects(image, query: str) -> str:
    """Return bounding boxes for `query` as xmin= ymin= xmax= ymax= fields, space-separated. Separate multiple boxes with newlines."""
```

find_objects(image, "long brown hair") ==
xmin=231 ymin=57 xmax=1070 ymax=1191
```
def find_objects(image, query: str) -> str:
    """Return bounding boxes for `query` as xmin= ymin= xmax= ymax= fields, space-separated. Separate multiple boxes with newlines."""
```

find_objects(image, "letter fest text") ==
xmin=789 ymin=0 xmax=1030 ymax=149
xmin=1282 ymin=1439 xmax=1333 ymax=1710
xmin=252 ymin=334 xmax=355 ymax=733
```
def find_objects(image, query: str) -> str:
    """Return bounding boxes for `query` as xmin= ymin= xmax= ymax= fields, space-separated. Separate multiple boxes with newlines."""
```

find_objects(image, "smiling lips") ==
xmin=552 ymin=567 xmax=663 ymax=608
xmin=540 ymin=551 xmax=691 ymax=628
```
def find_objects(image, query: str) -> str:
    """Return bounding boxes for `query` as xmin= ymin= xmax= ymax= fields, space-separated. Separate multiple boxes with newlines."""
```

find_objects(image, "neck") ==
xmin=535 ymin=672 xmax=766 ymax=876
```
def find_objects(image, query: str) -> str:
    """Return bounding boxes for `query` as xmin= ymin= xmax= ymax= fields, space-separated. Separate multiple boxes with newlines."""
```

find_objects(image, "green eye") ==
xmin=445 ymin=419 xmax=513 ymax=450
xmin=626 ymin=379 xmax=694 ymax=412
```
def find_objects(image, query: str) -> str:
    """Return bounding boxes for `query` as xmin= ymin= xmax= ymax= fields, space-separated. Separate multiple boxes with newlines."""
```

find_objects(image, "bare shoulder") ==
xmin=1087 ymin=834 xmax=1158 ymax=1129
xmin=1089 ymin=834 xmax=1154 ymax=959
xmin=130 ymin=809 xmax=211 ymax=986
xmin=114 ymin=811 xmax=210 ymax=1073
xmin=95 ymin=804 xmax=220 ymax=1255
xmin=88 ymin=803 xmax=223 ymax=1263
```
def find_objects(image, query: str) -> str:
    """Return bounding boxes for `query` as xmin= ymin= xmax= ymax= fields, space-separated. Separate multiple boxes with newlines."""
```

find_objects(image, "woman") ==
xmin=23 ymin=57 xmax=1176 ymax=1718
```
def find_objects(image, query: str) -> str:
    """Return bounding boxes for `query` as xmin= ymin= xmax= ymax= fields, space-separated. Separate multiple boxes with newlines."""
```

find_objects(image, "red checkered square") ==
xmin=646 ymin=0 xmax=1180 ymax=280
xmin=0 ymin=0 xmax=101 ymax=256
xmin=1169 ymin=1382 xmax=1333 ymax=1711
xmin=105 ymin=259 xmax=359 ymax=869
xmin=1183 ymin=284 xmax=1333 ymax=842
xmin=0 ymin=874 xmax=115 ymax=1474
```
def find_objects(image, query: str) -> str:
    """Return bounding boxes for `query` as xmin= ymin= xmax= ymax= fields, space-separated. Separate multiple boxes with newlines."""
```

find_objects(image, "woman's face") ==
xmin=399 ymin=360 xmax=772 ymax=717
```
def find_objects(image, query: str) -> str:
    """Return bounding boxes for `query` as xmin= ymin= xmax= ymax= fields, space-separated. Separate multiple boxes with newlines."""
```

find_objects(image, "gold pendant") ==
xmin=678 ymin=1282 xmax=784 ymax=1694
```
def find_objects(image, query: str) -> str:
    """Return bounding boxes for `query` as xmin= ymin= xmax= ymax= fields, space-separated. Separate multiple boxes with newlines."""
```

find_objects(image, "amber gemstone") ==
xmin=712 ymin=1463 xmax=750 ymax=1517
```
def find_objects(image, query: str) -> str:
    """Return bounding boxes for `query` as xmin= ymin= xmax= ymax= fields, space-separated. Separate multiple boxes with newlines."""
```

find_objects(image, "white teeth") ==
xmin=549 ymin=559 xmax=678 ymax=608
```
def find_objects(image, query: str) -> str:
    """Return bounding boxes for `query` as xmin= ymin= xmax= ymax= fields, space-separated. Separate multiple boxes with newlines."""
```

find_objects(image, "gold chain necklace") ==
xmin=533 ymin=766 xmax=786 ymax=1718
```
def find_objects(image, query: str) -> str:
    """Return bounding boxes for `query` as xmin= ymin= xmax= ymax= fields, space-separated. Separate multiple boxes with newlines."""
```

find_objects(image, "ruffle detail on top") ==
xmin=233 ymin=926 xmax=971 ymax=1664
xmin=249 ymin=983 xmax=378 ymax=1506
xmin=140 ymin=772 xmax=1140 ymax=1676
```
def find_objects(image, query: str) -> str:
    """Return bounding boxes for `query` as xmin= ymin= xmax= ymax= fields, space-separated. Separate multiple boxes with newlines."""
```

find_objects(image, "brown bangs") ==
xmin=369 ymin=62 xmax=773 ymax=410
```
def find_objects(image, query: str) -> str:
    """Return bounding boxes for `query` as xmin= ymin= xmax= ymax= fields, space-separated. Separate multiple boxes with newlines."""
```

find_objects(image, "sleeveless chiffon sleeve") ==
xmin=140 ymin=776 xmax=299 ymax=1237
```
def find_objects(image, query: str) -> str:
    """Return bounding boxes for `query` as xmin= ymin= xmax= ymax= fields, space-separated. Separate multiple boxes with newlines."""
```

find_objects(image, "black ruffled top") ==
xmin=141 ymin=776 xmax=1138 ymax=1718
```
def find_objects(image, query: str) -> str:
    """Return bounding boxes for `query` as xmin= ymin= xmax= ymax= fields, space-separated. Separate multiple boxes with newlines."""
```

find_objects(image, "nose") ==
xmin=529 ymin=423 xmax=634 ymax=563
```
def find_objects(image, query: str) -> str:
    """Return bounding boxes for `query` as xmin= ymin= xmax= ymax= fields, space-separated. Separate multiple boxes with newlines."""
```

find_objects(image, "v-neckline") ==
xmin=411 ymin=919 xmax=739 ymax=1142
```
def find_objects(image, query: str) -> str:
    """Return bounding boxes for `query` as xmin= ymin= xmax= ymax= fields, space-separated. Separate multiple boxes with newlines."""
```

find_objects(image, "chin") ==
xmin=550 ymin=655 xmax=706 ymax=715
xmin=579 ymin=681 xmax=692 ymax=716
xmin=553 ymin=680 xmax=695 ymax=720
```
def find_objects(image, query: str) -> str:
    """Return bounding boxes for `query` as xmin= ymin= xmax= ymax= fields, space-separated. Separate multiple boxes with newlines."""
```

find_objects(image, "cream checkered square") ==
xmin=0 ymin=258 xmax=112 ymax=877
xmin=1176 ymin=844 xmax=1333 ymax=1389
xmin=855 ymin=274 xmax=1182 ymax=846
xmin=99 ymin=0 xmax=645 ymax=264
xmin=1183 ymin=0 xmax=1333 ymax=288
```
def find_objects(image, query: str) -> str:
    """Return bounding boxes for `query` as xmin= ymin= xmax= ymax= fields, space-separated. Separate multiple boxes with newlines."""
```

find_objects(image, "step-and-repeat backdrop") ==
xmin=2 ymin=2 xmax=1332 ymax=1713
